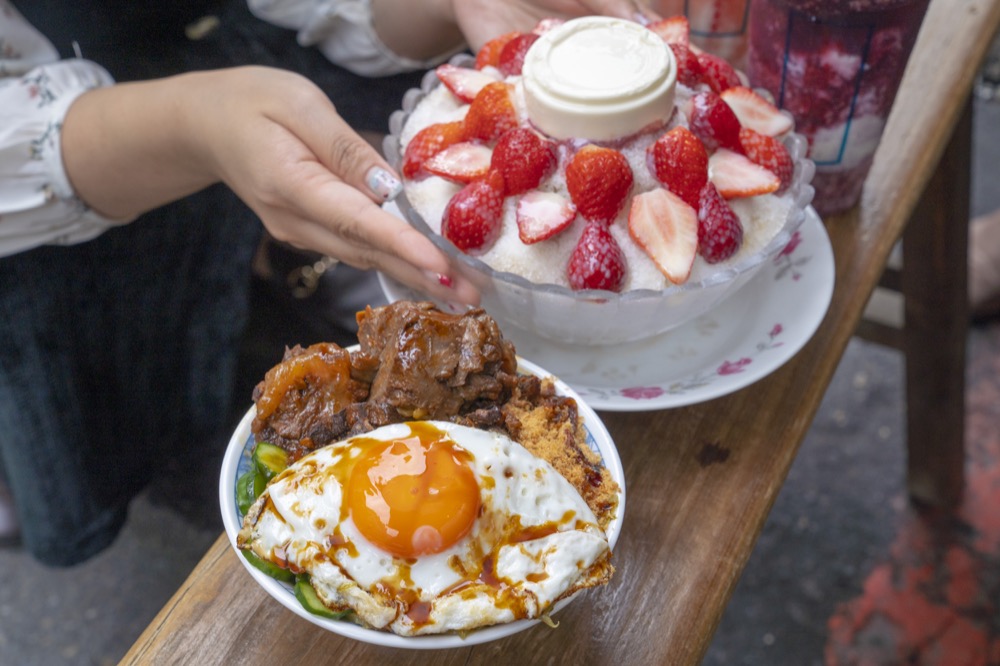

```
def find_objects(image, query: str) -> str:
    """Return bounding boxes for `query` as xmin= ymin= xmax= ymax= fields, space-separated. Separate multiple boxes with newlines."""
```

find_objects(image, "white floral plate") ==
xmin=379 ymin=207 xmax=833 ymax=412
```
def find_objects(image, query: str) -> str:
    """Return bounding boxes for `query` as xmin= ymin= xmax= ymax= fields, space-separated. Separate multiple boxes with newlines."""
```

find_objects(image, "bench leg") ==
xmin=900 ymin=97 xmax=972 ymax=508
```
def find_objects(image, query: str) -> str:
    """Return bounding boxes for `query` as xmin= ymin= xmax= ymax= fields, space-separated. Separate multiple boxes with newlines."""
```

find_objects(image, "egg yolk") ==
xmin=348 ymin=428 xmax=480 ymax=558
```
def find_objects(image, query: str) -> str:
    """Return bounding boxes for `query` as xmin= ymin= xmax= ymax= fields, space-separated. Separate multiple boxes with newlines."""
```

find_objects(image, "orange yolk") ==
xmin=347 ymin=430 xmax=480 ymax=558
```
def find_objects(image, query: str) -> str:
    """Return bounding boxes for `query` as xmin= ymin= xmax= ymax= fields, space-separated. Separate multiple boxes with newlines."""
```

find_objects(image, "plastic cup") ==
xmin=746 ymin=0 xmax=930 ymax=216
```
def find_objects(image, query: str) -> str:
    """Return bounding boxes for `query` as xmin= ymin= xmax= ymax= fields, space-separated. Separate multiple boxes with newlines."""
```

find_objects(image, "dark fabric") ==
xmin=2 ymin=1 xmax=426 ymax=565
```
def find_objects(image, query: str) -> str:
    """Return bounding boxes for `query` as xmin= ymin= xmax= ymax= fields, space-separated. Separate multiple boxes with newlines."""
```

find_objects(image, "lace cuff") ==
xmin=247 ymin=0 xmax=461 ymax=76
xmin=0 ymin=59 xmax=121 ymax=258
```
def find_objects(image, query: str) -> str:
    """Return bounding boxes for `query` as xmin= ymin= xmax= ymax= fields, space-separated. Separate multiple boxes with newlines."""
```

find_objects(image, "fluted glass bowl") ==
xmin=384 ymin=55 xmax=816 ymax=346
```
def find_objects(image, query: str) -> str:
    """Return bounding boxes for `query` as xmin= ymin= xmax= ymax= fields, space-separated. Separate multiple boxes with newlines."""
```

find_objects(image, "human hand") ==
xmin=187 ymin=67 xmax=479 ymax=306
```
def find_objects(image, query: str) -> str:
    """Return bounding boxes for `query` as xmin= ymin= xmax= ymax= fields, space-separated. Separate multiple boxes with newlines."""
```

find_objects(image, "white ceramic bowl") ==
xmin=384 ymin=54 xmax=815 ymax=346
xmin=219 ymin=355 xmax=625 ymax=649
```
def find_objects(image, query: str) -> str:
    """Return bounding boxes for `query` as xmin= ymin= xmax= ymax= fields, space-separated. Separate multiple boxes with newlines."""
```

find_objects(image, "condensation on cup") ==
xmin=746 ymin=0 xmax=930 ymax=216
xmin=649 ymin=0 xmax=752 ymax=68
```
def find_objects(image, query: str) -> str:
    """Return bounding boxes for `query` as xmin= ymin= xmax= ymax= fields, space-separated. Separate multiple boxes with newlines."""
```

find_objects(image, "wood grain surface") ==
xmin=121 ymin=2 xmax=1000 ymax=664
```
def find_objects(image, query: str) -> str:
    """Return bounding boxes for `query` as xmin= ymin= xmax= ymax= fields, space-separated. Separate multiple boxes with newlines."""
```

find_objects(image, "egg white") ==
xmin=240 ymin=421 xmax=612 ymax=636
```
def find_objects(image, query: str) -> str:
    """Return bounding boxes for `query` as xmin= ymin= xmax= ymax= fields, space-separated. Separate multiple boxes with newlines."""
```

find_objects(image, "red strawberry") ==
xmin=402 ymin=120 xmax=467 ymax=178
xmin=464 ymin=81 xmax=518 ymax=142
xmin=441 ymin=169 xmax=506 ymax=253
xmin=475 ymin=31 xmax=520 ymax=70
xmin=516 ymin=191 xmax=576 ymax=244
xmin=720 ymin=86 xmax=794 ymax=137
xmin=648 ymin=126 xmax=709 ymax=209
xmin=688 ymin=90 xmax=743 ymax=153
xmin=739 ymin=128 xmax=794 ymax=194
xmin=628 ymin=188 xmax=699 ymax=284
xmin=491 ymin=127 xmax=557 ymax=195
xmin=708 ymin=148 xmax=781 ymax=198
xmin=423 ymin=142 xmax=493 ymax=184
xmin=698 ymin=52 xmax=741 ymax=93
xmin=669 ymin=42 xmax=704 ymax=88
xmin=648 ymin=15 xmax=690 ymax=45
xmin=435 ymin=63 xmax=500 ymax=104
xmin=565 ymin=145 xmax=634 ymax=224
xmin=567 ymin=220 xmax=627 ymax=292
xmin=697 ymin=182 xmax=744 ymax=263
xmin=497 ymin=32 xmax=540 ymax=77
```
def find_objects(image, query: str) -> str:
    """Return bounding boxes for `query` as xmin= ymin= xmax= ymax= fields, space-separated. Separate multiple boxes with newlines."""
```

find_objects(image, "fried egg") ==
xmin=237 ymin=420 xmax=613 ymax=636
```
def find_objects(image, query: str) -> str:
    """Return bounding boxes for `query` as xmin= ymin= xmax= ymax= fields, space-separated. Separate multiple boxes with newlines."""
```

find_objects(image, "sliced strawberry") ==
xmin=648 ymin=126 xmax=709 ymax=209
xmin=688 ymin=90 xmax=743 ymax=153
xmin=532 ymin=18 xmax=565 ymax=35
xmin=423 ymin=142 xmax=493 ymax=184
xmin=739 ymin=128 xmax=794 ymax=194
xmin=464 ymin=81 xmax=518 ymax=142
xmin=628 ymin=188 xmax=699 ymax=284
xmin=698 ymin=52 xmax=741 ymax=94
xmin=475 ymin=31 xmax=520 ymax=70
xmin=516 ymin=191 xmax=576 ymax=244
xmin=648 ymin=15 xmax=690 ymax=45
xmin=565 ymin=145 xmax=634 ymax=224
xmin=498 ymin=32 xmax=540 ymax=77
xmin=669 ymin=42 xmax=704 ymax=88
xmin=567 ymin=220 xmax=627 ymax=292
xmin=491 ymin=127 xmax=557 ymax=195
xmin=435 ymin=63 xmax=500 ymax=104
xmin=402 ymin=120 xmax=467 ymax=179
xmin=708 ymin=148 xmax=781 ymax=198
xmin=720 ymin=86 xmax=794 ymax=137
xmin=441 ymin=169 xmax=505 ymax=253
xmin=697 ymin=182 xmax=743 ymax=263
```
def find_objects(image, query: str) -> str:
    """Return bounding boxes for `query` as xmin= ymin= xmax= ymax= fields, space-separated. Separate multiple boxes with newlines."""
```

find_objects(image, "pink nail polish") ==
xmin=438 ymin=273 xmax=453 ymax=288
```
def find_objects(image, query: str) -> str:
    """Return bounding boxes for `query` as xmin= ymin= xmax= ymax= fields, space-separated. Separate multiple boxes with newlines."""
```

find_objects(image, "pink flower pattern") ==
xmin=773 ymin=230 xmax=811 ymax=282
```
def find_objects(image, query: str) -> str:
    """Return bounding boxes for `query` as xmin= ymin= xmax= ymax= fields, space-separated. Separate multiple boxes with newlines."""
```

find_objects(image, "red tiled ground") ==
xmin=825 ymin=323 xmax=1000 ymax=665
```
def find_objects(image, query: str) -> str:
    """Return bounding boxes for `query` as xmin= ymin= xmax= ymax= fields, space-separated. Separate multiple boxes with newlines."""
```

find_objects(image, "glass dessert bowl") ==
xmin=384 ymin=17 xmax=816 ymax=346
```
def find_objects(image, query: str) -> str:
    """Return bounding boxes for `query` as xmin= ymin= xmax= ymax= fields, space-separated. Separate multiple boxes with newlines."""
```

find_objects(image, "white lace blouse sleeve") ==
xmin=247 ymin=0 xmax=462 ymax=76
xmin=0 ymin=2 xmax=120 ymax=258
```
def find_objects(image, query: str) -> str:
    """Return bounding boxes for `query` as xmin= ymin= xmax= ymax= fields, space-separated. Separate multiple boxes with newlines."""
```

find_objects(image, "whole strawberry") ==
xmin=567 ymin=220 xmax=627 ymax=291
xmin=491 ymin=127 xmax=557 ymax=195
xmin=565 ymin=145 xmax=634 ymax=224
xmin=697 ymin=182 xmax=744 ymax=263
xmin=441 ymin=169 xmax=506 ymax=253
xmin=688 ymin=91 xmax=743 ymax=153
xmin=739 ymin=128 xmax=794 ymax=194
xmin=648 ymin=126 xmax=708 ymax=209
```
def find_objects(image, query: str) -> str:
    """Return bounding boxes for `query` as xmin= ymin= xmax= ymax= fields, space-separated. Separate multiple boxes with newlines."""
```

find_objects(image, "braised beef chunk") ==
xmin=356 ymin=301 xmax=518 ymax=419
xmin=250 ymin=342 xmax=368 ymax=455
xmin=250 ymin=301 xmax=519 ymax=461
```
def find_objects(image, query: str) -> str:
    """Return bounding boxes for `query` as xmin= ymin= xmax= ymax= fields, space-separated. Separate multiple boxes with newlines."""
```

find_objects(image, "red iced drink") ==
xmin=746 ymin=0 xmax=929 ymax=216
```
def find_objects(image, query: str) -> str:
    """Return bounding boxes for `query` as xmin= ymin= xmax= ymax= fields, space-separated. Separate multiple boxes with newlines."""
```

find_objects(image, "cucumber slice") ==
xmin=252 ymin=470 xmax=268 ymax=498
xmin=236 ymin=470 xmax=257 ymax=515
xmin=241 ymin=549 xmax=295 ymax=584
xmin=295 ymin=575 xmax=351 ymax=620
xmin=253 ymin=442 xmax=289 ymax=481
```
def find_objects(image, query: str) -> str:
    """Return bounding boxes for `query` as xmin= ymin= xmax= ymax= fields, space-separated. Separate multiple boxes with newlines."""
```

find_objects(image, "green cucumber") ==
xmin=236 ymin=470 xmax=257 ymax=515
xmin=241 ymin=549 xmax=295 ymax=584
xmin=253 ymin=442 xmax=289 ymax=481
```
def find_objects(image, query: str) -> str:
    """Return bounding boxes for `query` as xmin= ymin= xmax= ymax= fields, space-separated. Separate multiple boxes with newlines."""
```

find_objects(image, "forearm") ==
xmin=370 ymin=0 xmax=465 ymax=61
xmin=60 ymin=72 xmax=217 ymax=221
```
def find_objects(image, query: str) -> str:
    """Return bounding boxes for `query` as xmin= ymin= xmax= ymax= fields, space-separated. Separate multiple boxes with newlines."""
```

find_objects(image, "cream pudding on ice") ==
xmin=398 ymin=15 xmax=805 ymax=294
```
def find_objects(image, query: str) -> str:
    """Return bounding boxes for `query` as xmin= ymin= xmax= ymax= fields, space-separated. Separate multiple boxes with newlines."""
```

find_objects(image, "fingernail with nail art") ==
xmin=438 ymin=273 xmax=453 ymax=288
xmin=366 ymin=166 xmax=402 ymax=201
